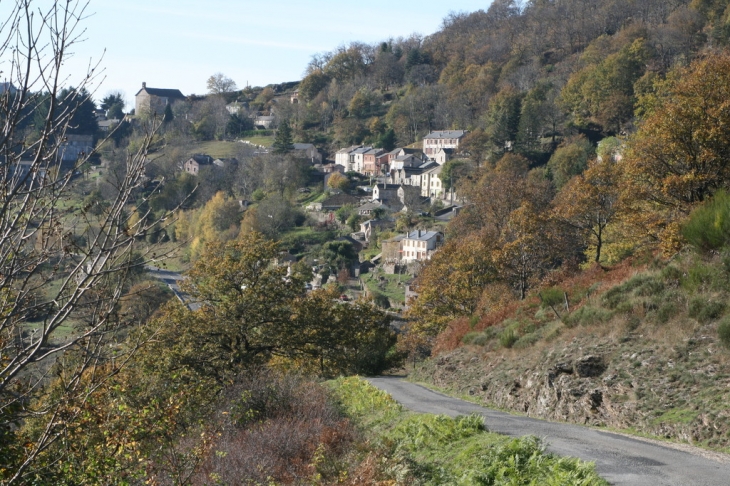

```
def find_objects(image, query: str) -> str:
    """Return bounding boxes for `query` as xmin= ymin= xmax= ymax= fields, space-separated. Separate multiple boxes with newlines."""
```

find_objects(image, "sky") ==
xmin=40 ymin=0 xmax=493 ymax=109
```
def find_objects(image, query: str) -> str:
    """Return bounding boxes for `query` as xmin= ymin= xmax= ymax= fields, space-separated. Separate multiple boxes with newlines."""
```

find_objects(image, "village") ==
xmin=129 ymin=82 xmax=469 ymax=309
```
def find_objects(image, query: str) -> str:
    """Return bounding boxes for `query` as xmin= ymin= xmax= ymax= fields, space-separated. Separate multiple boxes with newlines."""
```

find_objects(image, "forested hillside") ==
xmin=7 ymin=0 xmax=730 ymax=483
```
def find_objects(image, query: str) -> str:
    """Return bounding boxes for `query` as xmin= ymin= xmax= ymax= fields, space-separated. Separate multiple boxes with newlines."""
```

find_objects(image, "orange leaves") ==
xmin=626 ymin=52 xmax=730 ymax=209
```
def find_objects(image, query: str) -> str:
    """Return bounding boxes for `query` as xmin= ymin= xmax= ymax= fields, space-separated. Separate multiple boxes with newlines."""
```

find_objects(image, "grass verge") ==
xmin=328 ymin=376 xmax=608 ymax=485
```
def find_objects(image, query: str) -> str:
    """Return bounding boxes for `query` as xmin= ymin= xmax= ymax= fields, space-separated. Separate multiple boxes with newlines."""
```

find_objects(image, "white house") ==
xmin=423 ymin=130 xmax=467 ymax=157
xmin=350 ymin=146 xmax=372 ymax=173
xmin=390 ymin=154 xmax=421 ymax=171
xmin=335 ymin=145 xmax=361 ymax=171
xmin=421 ymin=163 xmax=445 ymax=198
xmin=401 ymin=230 xmax=444 ymax=263
xmin=434 ymin=148 xmax=455 ymax=165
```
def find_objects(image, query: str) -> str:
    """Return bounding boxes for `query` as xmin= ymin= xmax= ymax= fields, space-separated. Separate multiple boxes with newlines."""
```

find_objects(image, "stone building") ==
xmin=135 ymin=82 xmax=185 ymax=116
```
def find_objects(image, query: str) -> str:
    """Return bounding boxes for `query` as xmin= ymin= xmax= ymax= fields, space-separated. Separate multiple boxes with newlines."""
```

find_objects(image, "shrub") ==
xmin=513 ymin=332 xmax=541 ymax=349
xmin=372 ymin=292 xmax=391 ymax=309
xmin=682 ymin=261 xmax=728 ymax=293
xmin=500 ymin=329 xmax=518 ymax=348
xmin=718 ymin=318 xmax=730 ymax=348
xmin=462 ymin=331 xmax=481 ymax=345
xmin=564 ymin=305 xmax=614 ymax=327
xmin=682 ymin=190 xmax=730 ymax=252
xmin=656 ymin=301 xmax=679 ymax=324
xmin=539 ymin=287 xmax=565 ymax=309
xmin=688 ymin=297 xmax=726 ymax=323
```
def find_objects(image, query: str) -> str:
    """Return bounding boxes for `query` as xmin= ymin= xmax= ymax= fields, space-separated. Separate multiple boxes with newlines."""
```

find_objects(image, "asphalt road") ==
xmin=145 ymin=266 xmax=201 ymax=310
xmin=367 ymin=376 xmax=730 ymax=486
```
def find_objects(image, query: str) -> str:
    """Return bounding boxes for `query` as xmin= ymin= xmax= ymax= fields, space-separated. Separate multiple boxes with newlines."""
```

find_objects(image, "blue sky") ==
xmin=52 ymin=0 xmax=492 ymax=108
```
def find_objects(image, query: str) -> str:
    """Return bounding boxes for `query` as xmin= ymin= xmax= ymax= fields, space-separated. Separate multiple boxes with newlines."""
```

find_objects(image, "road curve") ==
xmin=367 ymin=376 xmax=730 ymax=486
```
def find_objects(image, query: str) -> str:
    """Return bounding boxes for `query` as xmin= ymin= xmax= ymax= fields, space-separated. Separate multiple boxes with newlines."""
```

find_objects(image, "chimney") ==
xmin=142 ymin=82 xmax=146 ymax=89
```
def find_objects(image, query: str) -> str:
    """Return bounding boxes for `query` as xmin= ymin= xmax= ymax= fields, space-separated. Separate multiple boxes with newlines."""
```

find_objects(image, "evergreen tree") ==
xmin=378 ymin=128 xmax=397 ymax=151
xmin=163 ymin=103 xmax=174 ymax=123
xmin=273 ymin=120 xmax=293 ymax=153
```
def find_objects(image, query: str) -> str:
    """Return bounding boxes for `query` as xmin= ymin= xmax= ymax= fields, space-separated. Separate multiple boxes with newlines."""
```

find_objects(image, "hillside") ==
xmin=409 ymin=251 xmax=730 ymax=453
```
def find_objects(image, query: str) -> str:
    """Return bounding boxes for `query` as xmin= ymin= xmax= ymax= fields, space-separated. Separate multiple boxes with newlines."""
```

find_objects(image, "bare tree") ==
xmin=0 ymin=2 xmax=185 ymax=482
xmin=206 ymin=72 xmax=238 ymax=95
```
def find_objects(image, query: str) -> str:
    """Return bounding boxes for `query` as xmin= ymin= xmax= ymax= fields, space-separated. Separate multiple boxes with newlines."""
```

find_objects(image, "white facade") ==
xmin=351 ymin=147 xmax=372 ymax=173
xmin=423 ymin=130 xmax=467 ymax=157
xmin=421 ymin=164 xmax=444 ymax=198
xmin=335 ymin=145 xmax=361 ymax=171
xmin=401 ymin=230 xmax=444 ymax=263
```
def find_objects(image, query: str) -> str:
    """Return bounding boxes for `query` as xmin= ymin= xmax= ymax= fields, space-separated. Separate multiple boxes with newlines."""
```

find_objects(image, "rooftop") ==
xmin=405 ymin=230 xmax=441 ymax=241
xmin=423 ymin=130 xmax=468 ymax=139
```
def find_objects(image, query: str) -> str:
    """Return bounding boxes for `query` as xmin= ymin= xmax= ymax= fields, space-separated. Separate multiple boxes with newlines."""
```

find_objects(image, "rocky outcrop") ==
xmin=412 ymin=328 xmax=730 ymax=448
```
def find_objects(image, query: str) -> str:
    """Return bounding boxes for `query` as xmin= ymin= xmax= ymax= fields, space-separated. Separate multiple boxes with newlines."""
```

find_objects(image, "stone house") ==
xmin=397 ymin=185 xmax=422 ymax=205
xmin=388 ymin=161 xmax=435 ymax=187
xmin=372 ymin=183 xmax=400 ymax=203
xmin=359 ymin=219 xmax=394 ymax=243
xmin=381 ymin=234 xmax=405 ymax=262
xmin=184 ymin=154 xmax=214 ymax=175
xmin=423 ymin=130 xmax=467 ymax=157
xmin=135 ymin=83 xmax=185 ymax=116
xmin=292 ymin=143 xmax=322 ymax=163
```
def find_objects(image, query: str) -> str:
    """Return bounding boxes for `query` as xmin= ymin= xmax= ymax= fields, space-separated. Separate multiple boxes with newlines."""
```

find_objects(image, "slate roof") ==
xmin=405 ymin=230 xmax=442 ymax=241
xmin=136 ymin=86 xmax=185 ymax=99
xmin=423 ymin=130 xmax=467 ymax=139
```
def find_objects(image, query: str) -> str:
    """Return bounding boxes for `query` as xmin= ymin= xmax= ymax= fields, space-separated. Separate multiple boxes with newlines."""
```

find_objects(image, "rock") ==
xmin=575 ymin=355 xmax=606 ymax=378
xmin=555 ymin=362 xmax=574 ymax=374
xmin=589 ymin=390 xmax=603 ymax=410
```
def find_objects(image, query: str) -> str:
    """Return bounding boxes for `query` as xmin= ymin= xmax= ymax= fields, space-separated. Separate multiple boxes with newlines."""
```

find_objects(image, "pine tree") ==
xmin=163 ymin=103 xmax=174 ymax=123
xmin=273 ymin=120 xmax=293 ymax=153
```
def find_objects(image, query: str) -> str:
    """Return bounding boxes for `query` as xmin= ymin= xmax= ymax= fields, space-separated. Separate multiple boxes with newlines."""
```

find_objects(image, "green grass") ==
xmin=328 ymin=377 xmax=608 ymax=485
xmin=188 ymin=141 xmax=242 ymax=158
xmin=240 ymin=135 xmax=274 ymax=148
xmin=650 ymin=408 xmax=698 ymax=426
xmin=361 ymin=272 xmax=411 ymax=303
xmin=278 ymin=225 xmax=337 ymax=253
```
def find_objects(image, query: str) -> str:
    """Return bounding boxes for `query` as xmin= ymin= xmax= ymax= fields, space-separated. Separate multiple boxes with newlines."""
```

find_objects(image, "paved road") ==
xmin=145 ymin=266 xmax=200 ymax=310
xmin=368 ymin=377 xmax=730 ymax=486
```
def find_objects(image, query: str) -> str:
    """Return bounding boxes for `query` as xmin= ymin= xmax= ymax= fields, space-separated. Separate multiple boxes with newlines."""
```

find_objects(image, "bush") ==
xmin=499 ymin=329 xmax=519 ymax=348
xmin=718 ymin=318 xmax=730 ymax=348
xmin=462 ymin=330 xmax=494 ymax=347
xmin=564 ymin=305 xmax=614 ymax=327
xmin=372 ymin=292 xmax=391 ymax=309
xmin=656 ymin=301 xmax=679 ymax=324
xmin=682 ymin=190 xmax=730 ymax=252
xmin=688 ymin=297 xmax=725 ymax=323
xmin=513 ymin=332 xmax=541 ymax=349
xmin=682 ymin=261 xmax=728 ymax=293
xmin=539 ymin=287 xmax=564 ymax=309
